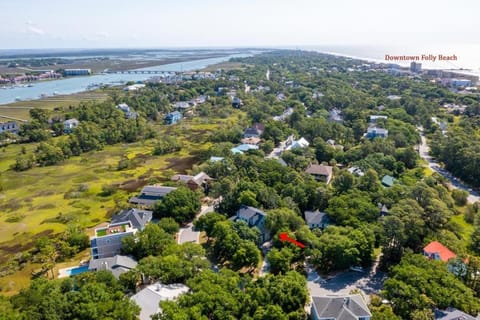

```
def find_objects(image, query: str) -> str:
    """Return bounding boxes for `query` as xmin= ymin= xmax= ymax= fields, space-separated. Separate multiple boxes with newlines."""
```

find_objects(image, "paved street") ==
xmin=418 ymin=127 xmax=480 ymax=203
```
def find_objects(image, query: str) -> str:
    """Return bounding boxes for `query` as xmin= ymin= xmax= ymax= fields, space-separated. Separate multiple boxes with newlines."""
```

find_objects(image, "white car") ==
xmin=349 ymin=266 xmax=364 ymax=272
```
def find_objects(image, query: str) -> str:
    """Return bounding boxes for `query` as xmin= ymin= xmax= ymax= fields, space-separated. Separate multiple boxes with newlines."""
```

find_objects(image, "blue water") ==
xmin=0 ymin=53 xmax=251 ymax=105
xmin=66 ymin=265 xmax=89 ymax=276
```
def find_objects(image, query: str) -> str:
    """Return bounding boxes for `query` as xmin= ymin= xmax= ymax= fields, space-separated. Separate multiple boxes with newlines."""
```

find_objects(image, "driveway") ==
xmin=177 ymin=204 xmax=214 ymax=244
xmin=418 ymin=127 xmax=480 ymax=203
xmin=306 ymin=259 xmax=386 ymax=303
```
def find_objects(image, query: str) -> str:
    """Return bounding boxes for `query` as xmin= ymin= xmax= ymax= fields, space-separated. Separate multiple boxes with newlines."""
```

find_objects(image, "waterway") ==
xmin=0 ymin=53 xmax=251 ymax=105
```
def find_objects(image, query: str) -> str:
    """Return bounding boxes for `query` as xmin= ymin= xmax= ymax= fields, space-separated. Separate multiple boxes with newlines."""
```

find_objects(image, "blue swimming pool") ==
xmin=66 ymin=265 xmax=89 ymax=276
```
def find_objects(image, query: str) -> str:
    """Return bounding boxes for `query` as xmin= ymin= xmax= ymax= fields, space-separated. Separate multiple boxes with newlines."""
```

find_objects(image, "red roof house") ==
xmin=423 ymin=241 xmax=457 ymax=262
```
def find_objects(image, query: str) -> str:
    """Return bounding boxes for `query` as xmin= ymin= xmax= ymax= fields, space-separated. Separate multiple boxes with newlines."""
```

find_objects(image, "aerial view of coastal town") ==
xmin=0 ymin=1 xmax=479 ymax=319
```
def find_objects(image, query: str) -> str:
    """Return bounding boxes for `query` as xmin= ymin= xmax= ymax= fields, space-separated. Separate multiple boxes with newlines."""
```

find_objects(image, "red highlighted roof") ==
xmin=423 ymin=241 xmax=457 ymax=262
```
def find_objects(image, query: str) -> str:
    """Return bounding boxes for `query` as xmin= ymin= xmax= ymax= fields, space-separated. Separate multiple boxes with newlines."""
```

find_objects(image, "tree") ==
xmin=232 ymin=240 xmax=261 ymax=271
xmin=35 ymin=142 xmax=64 ymax=166
xmin=267 ymin=247 xmax=294 ymax=274
xmin=158 ymin=217 xmax=180 ymax=235
xmin=11 ymin=272 xmax=140 ymax=320
xmin=265 ymin=208 xmax=305 ymax=235
xmin=332 ymin=171 xmax=355 ymax=194
xmin=121 ymin=223 xmax=175 ymax=260
xmin=154 ymin=187 xmax=201 ymax=224
xmin=194 ymin=213 xmax=226 ymax=238
xmin=452 ymin=189 xmax=469 ymax=207
xmin=383 ymin=254 xmax=480 ymax=319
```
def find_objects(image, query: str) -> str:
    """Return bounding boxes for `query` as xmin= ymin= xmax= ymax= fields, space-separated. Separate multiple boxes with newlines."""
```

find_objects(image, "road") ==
xmin=177 ymin=204 xmax=214 ymax=244
xmin=306 ymin=259 xmax=385 ymax=303
xmin=418 ymin=127 xmax=480 ymax=203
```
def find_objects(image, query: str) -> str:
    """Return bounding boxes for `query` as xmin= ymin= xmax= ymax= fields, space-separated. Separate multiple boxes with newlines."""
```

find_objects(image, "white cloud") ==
xmin=25 ymin=21 xmax=45 ymax=36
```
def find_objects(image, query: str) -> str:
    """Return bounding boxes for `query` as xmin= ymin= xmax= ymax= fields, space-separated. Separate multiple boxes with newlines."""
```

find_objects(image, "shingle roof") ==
xmin=311 ymin=295 xmax=371 ymax=320
xmin=111 ymin=208 xmax=153 ymax=231
xmin=434 ymin=307 xmax=476 ymax=320
xmin=424 ymin=241 xmax=457 ymax=262
xmin=88 ymin=255 xmax=137 ymax=279
xmin=236 ymin=205 xmax=265 ymax=220
xmin=305 ymin=210 xmax=330 ymax=225
xmin=305 ymin=164 xmax=333 ymax=176
xmin=141 ymin=185 xmax=177 ymax=196
xmin=131 ymin=283 xmax=189 ymax=320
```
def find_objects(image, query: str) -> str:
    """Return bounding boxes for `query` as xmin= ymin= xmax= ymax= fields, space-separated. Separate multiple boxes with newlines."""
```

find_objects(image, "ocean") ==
xmin=299 ymin=44 xmax=480 ymax=76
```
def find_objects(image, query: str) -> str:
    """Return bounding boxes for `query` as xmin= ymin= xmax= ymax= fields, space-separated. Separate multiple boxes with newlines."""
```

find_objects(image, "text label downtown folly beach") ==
xmin=385 ymin=54 xmax=457 ymax=63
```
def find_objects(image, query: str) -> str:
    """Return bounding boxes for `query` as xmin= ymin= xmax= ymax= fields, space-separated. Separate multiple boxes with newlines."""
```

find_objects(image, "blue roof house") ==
xmin=164 ymin=111 xmax=182 ymax=125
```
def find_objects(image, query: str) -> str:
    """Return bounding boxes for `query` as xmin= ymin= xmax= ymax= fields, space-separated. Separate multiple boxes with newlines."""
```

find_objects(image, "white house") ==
xmin=63 ymin=118 xmax=79 ymax=133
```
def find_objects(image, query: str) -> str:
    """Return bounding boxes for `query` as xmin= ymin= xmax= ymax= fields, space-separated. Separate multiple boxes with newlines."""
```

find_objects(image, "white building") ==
xmin=131 ymin=283 xmax=190 ymax=320
xmin=63 ymin=118 xmax=79 ymax=133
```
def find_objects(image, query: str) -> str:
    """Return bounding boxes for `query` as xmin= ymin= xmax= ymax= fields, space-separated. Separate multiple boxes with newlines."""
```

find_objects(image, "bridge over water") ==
xmin=105 ymin=70 xmax=175 ymax=75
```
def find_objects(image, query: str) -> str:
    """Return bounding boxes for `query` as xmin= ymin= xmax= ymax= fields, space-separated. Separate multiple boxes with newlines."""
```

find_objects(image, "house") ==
xmin=276 ymin=93 xmax=287 ymax=101
xmin=366 ymin=127 xmax=388 ymax=139
xmin=369 ymin=115 xmax=388 ymax=123
xmin=305 ymin=164 xmax=333 ymax=184
xmin=131 ymin=282 xmax=190 ymax=320
xmin=116 ymin=103 xmax=138 ymax=119
xmin=310 ymin=295 xmax=371 ymax=320
xmin=164 ymin=111 xmax=182 ymax=125
xmin=286 ymin=137 xmax=309 ymax=150
xmin=424 ymin=241 xmax=457 ymax=263
xmin=236 ymin=144 xmax=259 ymax=152
xmin=124 ymin=84 xmax=146 ymax=91
xmin=63 ymin=118 xmax=79 ymax=133
xmin=209 ymin=156 xmax=224 ymax=162
xmin=174 ymin=101 xmax=191 ymax=109
xmin=111 ymin=208 xmax=153 ymax=231
xmin=241 ymin=137 xmax=261 ymax=145
xmin=305 ymin=210 xmax=330 ymax=229
xmin=88 ymin=255 xmax=137 ymax=279
xmin=233 ymin=205 xmax=270 ymax=243
xmin=347 ymin=166 xmax=365 ymax=177
xmin=379 ymin=203 xmax=389 ymax=216
xmin=381 ymin=175 xmax=395 ymax=188
xmin=243 ymin=123 xmax=265 ymax=138
xmin=232 ymin=97 xmax=243 ymax=108
xmin=0 ymin=121 xmax=19 ymax=134
xmin=171 ymin=171 xmax=212 ymax=191
xmin=129 ymin=185 xmax=177 ymax=207
xmin=90 ymin=221 xmax=137 ymax=259
xmin=329 ymin=108 xmax=344 ymax=123
xmin=434 ymin=307 xmax=477 ymax=320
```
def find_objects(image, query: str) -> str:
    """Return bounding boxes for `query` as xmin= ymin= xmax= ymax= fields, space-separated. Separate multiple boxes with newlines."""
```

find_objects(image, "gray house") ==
xmin=90 ymin=221 xmax=137 ymax=260
xmin=233 ymin=205 xmax=270 ymax=244
xmin=111 ymin=208 xmax=153 ymax=231
xmin=305 ymin=210 xmax=330 ymax=229
xmin=129 ymin=185 xmax=177 ymax=207
xmin=434 ymin=308 xmax=477 ymax=320
xmin=88 ymin=255 xmax=137 ymax=279
xmin=311 ymin=295 xmax=371 ymax=320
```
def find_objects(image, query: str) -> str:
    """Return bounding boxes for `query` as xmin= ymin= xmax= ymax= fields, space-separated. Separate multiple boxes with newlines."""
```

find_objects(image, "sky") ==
xmin=0 ymin=0 xmax=479 ymax=49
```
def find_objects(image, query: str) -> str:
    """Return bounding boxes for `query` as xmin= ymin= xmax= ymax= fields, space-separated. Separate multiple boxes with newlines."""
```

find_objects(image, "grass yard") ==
xmin=0 ymin=90 xmax=110 ymax=121
xmin=0 ymin=110 xmax=243 ymax=295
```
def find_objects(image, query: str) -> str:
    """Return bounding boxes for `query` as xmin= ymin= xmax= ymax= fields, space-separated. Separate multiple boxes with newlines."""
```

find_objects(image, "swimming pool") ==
xmin=65 ymin=265 xmax=89 ymax=276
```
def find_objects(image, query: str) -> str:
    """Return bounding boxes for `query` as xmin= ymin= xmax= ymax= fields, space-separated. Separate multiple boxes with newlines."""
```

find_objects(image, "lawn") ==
xmin=0 ymin=110 xmax=243 ymax=295
xmin=0 ymin=89 xmax=110 ymax=121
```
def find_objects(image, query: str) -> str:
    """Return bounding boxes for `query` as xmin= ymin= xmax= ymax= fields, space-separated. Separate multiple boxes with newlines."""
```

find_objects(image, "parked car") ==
xmin=349 ymin=266 xmax=364 ymax=272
